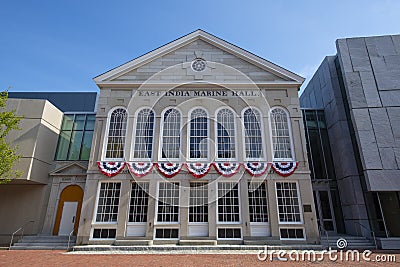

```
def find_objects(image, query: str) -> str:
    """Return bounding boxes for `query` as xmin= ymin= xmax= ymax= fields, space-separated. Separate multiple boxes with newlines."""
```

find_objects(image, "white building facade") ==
xmin=76 ymin=30 xmax=319 ymax=245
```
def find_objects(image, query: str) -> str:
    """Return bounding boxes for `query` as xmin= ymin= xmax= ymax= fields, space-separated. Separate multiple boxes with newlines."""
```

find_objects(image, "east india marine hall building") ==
xmin=73 ymin=30 xmax=318 ymax=245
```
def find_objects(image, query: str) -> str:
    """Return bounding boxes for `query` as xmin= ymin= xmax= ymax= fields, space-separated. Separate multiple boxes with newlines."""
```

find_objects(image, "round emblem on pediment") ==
xmin=191 ymin=58 xmax=206 ymax=72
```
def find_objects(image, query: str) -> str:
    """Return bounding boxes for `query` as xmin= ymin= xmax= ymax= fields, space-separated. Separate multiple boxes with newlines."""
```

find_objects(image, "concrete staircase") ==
xmin=320 ymin=234 xmax=377 ymax=250
xmin=10 ymin=235 xmax=76 ymax=250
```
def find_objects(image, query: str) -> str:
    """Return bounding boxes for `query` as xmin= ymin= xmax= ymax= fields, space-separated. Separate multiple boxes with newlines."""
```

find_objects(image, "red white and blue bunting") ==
xmin=185 ymin=163 xmax=212 ymax=178
xmin=97 ymin=161 xmax=298 ymax=178
xmin=213 ymin=162 xmax=241 ymax=177
xmin=244 ymin=162 xmax=271 ymax=177
xmin=97 ymin=161 xmax=126 ymax=177
xmin=156 ymin=162 xmax=183 ymax=178
xmin=127 ymin=162 xmax=154 ymax=178
xmin=271 ymin=162 xmax=298 ymax=177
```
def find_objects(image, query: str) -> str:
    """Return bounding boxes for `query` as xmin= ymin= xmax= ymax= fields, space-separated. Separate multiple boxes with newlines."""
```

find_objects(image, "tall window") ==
xmin=189 ymin=108 xmax=208 ymax=159
xmin=105 ymin=108 xmax=127 ymax=160
xmin=161 ymin=108 xmax=181 ymax=160
xmin=218 ymin=182 xmax=240 ymax=223
xmin=128 ymin=183 xmax=149 ymax=223
xmin=95 ymin=182 xmax=121 ymax=223
xmin=248 ymin=182 xmax=268 ymax=223
xmin=271 ymin=107 xmax=293 ymax=160
xmin=243 ymin=108 xmax=263 ymax=159
xmin=157 ymin=182 xmax=180 ymax=222
xmin=133 ymin=108 xmax=155 ymax=159
xmin=189 ymin=183 xmax=208 ymax=223
xmin=55 ymin=113 xmax=95 ymax=160
xmin=276 ymin=182 xmax=302 ymax=223
xmin=216 ymin=108 xmax=236 ymax=159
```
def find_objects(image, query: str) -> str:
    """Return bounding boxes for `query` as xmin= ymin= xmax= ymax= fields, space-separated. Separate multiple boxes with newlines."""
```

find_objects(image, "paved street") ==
xmin=0 ymin=250 xmax=399 ymax=267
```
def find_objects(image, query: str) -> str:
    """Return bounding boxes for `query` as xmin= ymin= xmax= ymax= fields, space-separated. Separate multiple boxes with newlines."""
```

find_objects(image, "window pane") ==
xmin=95 ymin=182 xmax=121 ymax=223
xmin=248 ymin=182 xmax=268 ymax=222
xmin=55 ymin=130 xmax=71 ymax=160
xmin=161 ymin=109 xmax=181 ymax=159
xmin=80 ymin=131 xmax=93 ymax=160
xmin=216 ymin=109 xmax=236 ymax=159
xmin=105 ymin=108 xmax=127 ymax=159
xmin=271 ymin=108 xmax=293 ymax=160
xmin=61 ymin=115 xmax=74 ymax=130
xmin=85 ymin=115 xmax=96 ymax=130
xmin=129 ymin=183 xmax=149 ymax=222
xmin=157 ymin=182 xmax=180 ymax=222
xmin=68 ymin=131 xmax=84 ymax=160
xmin=276 ymin=182 xmax=301 ymax=223
xmin=189 ymin=109 xmax=208 ymax=159
xmin=243 ymin=108 xmax=263 ymax=159
xmin=189 ymin=183 xmax=208 ymax=223
xmin=218 ymin=183 xmax=240 ymax=222
xmin=133 ymin=109 xmax=155 ymax=159
xmin=74 ymin=115 xmax=86 ymax=131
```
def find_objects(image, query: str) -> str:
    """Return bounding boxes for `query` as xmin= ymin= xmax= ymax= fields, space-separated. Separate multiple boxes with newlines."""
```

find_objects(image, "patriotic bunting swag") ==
xmin=185 ymin=163 xmax=212 ymax=178
xmin=97 ymin=161 xmax=126 ymax=177
xmin=244 ymin=162 xmax=271 ymax=177
xmin=156 ymin=162 xmax=183 ymax=178
xmin=127 ymin=162 xmax=153 ymax=177
xmin=213 ymin=162 xmax=240 ymax=177
xmin=271 ymin=162 xmax=298 ymax=177
xmin=97 ymin=161 xmax=298 ymax=178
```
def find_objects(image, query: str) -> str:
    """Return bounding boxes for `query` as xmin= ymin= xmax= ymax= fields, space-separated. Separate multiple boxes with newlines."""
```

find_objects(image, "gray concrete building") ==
xmin=301 ymin=34 xmax=400 ymax=249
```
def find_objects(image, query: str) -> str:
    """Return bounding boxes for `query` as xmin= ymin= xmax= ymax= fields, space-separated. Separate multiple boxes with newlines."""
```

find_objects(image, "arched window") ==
xmin=133 ymin=108 xmax=155 ymax=159
xmin=243 ymin=108 xmax=263 ymax=159
xmin=216 ymin=108 xmax=236 ymax=159
xmin=189 ymin=108 xmax=208 ymax=159
xmin=104 ymin=108 xmax=127 ymax=160
xmin=160 ymin=108 xmax=182 ymax=160
xmin=270 ymin=107 xmax=293 ymax=160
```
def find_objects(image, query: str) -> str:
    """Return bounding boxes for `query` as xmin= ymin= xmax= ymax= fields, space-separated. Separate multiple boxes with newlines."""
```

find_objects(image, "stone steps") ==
xmin=10 ymin=235 xmax=76 ymax=250
xmin=320 ymin=235 xmax=377 ymax=249
xmin=72 ymin=244 xmax=323 ymax=252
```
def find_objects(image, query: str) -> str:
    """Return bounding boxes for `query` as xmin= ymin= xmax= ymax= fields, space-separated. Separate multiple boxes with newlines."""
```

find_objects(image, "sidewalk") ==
xmin=0 ymin=250 xmax=399 ymax=266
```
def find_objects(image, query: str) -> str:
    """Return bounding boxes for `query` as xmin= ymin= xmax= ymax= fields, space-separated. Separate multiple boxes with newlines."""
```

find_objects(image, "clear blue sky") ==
xmin=1 ymin=0 xmax=399 ymax=93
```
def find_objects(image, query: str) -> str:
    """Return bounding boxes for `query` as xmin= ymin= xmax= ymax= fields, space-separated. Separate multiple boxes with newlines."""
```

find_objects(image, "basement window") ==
xmin=155 ymin=228 xmax=179 ymax=239
xmin=279 ymin=228 xmax=305 ymax=240
xmin=217 ymin=228 xmax=242 ymax=239
xmin=92 ymin=228 xmax=116 ymax=239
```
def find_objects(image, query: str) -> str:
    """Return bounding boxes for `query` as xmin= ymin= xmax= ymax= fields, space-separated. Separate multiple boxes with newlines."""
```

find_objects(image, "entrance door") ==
xmin=58 ymin=202 xmax=78 ymax=236
xmin=248 ymin=182 xmax=270 ymax=237
xmin=188 ymin=182 xmax=209 ymax=237
xmin=379 ymin=192 xmax=400 ymax=237
xmin=313 ymin=190 xmax=336 ymax=233
xmin=53 ymin=185 xmax=84 ymax=236
xmin=126 ymin=183 xmax=149 ymax=237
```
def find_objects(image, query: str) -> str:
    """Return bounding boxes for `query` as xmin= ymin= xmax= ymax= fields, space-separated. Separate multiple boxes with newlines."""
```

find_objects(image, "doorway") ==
xmin=378 ymin=192 xmax=400 ymax=237
xmin=53 ymin=185 xmax=83 ymax=236
xmin=313 ymin=189 xmax=336 ymax=233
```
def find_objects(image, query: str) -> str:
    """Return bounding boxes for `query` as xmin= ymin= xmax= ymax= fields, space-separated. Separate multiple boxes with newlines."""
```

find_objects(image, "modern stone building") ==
xmin=0 ymin=93 xmax=96 ymax=246
xmin=301 ymin=34 xmax=400 ymax=248
xmin=74 ymin=29 xmax=319 ymax=245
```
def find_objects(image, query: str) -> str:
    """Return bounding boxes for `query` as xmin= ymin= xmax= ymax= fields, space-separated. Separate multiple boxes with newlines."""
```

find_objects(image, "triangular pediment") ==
xmin=50 ymin=162 xmax=88 ymax=176
xmin=94 ymin=30 xmax=304 ymax=87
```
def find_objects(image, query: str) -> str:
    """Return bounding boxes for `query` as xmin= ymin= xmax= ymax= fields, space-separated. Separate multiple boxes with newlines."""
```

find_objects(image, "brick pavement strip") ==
xmin=0 ymin=250 xmax=399 ymax=267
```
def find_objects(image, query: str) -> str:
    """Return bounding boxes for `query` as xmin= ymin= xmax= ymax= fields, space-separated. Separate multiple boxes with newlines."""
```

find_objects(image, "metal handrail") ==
xmin=319 ymin=224 xmax=330 ymax=249
xmin=67 ymin=227 xmax=77 ymax=251
xmin=353 ymin=221 xmax=377 ymax=249
xmin=9 ymin=220 xmax=34 ymax=249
